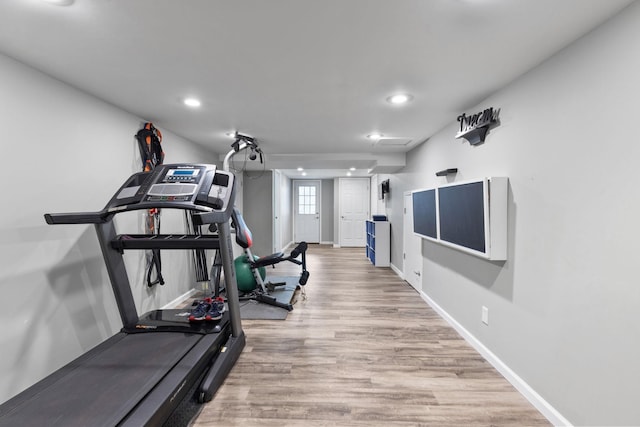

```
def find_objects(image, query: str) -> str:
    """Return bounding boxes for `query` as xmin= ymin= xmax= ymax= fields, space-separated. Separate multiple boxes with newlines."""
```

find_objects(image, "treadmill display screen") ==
xmin=168 ymin=169 xmax=199 ymax=176
xmin=165 ymin=168 xmax=201 ymax=182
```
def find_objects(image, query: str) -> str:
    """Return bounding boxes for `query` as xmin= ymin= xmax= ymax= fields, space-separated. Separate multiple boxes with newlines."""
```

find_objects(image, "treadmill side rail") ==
xmin=198 ymin=332 xmax=246 ymax=403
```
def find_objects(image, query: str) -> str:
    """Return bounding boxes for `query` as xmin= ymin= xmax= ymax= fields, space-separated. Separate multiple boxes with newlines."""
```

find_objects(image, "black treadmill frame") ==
xmin=0 ymin=164 xmax=245 ymax=427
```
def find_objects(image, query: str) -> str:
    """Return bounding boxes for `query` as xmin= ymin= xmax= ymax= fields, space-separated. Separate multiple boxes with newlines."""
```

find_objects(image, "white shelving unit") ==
xmin=366 ymin=220 xmax=390 ymax=267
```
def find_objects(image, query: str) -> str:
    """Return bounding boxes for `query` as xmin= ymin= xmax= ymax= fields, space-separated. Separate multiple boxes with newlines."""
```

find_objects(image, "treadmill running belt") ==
xmin=0 ymin=332 xmax=202 ymax=427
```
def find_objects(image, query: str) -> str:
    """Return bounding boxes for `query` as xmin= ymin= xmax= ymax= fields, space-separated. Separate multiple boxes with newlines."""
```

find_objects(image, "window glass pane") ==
xmin=298 ymin=185 xmax=317 ymax=215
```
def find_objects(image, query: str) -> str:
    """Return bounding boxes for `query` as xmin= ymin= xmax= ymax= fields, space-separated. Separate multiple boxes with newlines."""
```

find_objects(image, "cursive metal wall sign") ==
xmin=455 ymin=107 xmax=500 ymax=145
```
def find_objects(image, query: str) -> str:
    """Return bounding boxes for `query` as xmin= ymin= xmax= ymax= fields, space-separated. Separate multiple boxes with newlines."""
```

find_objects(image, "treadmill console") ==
xmin=44 ymin=163 xmax=236 ymax=225
xmin=110 ymin=163 xmax=235 ymax=214
xmin=145 ymin=166 xmax=205 ymax=203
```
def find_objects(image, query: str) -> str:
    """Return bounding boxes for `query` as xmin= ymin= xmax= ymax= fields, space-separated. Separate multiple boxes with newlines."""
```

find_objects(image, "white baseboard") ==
xmin=161 ymin=288 xmax=200 ymax=309
xmin=320 ymin=240 xmax=333 ymax=245
xmin=418 ymin=290 xmax=571 ymax=427
xmin=390 ymin=262 xmax=404 ymax=279
xmin=282 ymin=240 xmax=295 ymax=252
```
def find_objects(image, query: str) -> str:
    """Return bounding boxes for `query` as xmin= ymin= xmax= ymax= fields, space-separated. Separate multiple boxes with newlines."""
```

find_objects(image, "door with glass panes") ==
xmin=294 ymin=180 xmax=320 ymax=243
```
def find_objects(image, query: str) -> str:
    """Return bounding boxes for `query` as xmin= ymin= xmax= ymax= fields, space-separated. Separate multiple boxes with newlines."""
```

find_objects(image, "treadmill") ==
xmin=0 ymin=163 xmax=245 ymax=427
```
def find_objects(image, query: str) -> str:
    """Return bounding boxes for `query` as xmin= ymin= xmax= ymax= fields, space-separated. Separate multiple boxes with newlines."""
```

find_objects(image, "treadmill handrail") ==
xmin=44 ymin=204 xmax=224 ymax=226
xmin=44 ymin=210 xmax=113 ymax=225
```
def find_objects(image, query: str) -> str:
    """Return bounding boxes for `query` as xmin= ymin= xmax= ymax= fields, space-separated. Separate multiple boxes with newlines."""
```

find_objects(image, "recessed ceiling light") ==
xmin=349 ymin=167 xmax=356 ymax=171
xmin=302 ymin=172 xmax=307 ymax=176
xmin=347 ymin=172 xmax=352 ymax=177
xmin=297 ymin=167 xmax=304 ymax=171
xmin=184 ymin=98 xmax=201 ymax=108
xmin=367 ymin=133 xmax=383 ymax=140
xmin=387 ymin=94 xmax=413 ymax=105
xmin=42 ymin=0 xmax=74 ymax=5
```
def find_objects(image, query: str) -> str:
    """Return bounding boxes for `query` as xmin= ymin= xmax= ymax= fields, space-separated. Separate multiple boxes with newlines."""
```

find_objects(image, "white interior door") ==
xmin=404 ymin=191 xmax=422 ymax=291
xmin=339 ymin=178 xmax=369 ymax=247
xmin=294 ymin=180 xmax=320 ymax=243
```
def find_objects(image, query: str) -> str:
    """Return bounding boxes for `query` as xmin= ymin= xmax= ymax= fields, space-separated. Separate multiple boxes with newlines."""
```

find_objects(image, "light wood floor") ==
xmin=192 ymin=245 xmax=550 ymax=427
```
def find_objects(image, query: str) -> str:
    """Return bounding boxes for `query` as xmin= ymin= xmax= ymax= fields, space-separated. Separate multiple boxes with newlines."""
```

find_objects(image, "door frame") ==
xmin=338 ymin=177 xmax=369 ymax=247
xmin=293 ymin=179 xmax=321 ymax=243
xmin=403 ymin=191 xmax=423 ymax=291
xmin=273 ymin=170 xmax=282 ymax=252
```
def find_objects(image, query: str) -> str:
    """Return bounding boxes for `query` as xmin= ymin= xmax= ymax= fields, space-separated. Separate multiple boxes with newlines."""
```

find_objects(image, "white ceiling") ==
xmin=0 ymin=0 xmax=634 ymax=178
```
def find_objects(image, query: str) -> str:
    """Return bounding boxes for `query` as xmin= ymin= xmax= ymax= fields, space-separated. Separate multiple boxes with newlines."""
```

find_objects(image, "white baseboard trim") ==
xmin=418 ymin=290 xmax=571 ymax=427
xmin=333 ymin=243 xmax=341 ymax=248
xmin=161 ymin=288 xmax=200 ymax=309
xmin=282 ymin=241 xmax=295 ymax=252
xmin=320 ymin=240 xmax=333 ymax=245
xmin=390 ymin=262 xmax=404 ymax=280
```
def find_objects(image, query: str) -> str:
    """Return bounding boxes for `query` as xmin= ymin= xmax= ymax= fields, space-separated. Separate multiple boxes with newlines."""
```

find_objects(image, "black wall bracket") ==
xmin=436 ymin=168 xmax=458 ymax=177
xmin=457 ymin=127 xmax=490 ymax=145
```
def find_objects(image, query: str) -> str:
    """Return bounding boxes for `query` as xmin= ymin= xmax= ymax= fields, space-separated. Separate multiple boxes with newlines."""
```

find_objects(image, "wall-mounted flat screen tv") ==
xmin=412 ymin=189 xmax=437 ymax=239
xmin=438 ymin=181 xmax=486 ymax=253
xmin=411 ymin=177 xmax=507 ymax=261
xmin=378 ymin=179 xmax=390 ymax=200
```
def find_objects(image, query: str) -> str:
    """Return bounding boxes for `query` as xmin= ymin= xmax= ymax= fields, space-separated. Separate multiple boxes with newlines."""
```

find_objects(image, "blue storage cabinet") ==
xmin=365 ymin=220 xmax=390 ymax=267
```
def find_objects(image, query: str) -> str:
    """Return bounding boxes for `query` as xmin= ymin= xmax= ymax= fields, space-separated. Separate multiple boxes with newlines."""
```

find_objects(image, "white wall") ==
xmin=242 ymin=171 xmax=273 ymax=257
xmin=0 ymin=53 xmax=219 ymax=403
xmin=390 ymin=3 xmax=640 ymax=425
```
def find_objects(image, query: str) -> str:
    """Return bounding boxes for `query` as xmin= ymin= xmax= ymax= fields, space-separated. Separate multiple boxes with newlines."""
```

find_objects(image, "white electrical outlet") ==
xmin=481 ymin=306 xmax=489 ymax=325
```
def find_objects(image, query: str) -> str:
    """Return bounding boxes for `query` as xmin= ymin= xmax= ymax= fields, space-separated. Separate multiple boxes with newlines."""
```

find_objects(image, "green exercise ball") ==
xmin=234 ymin=254 xmax=266 ymax=292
